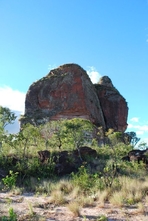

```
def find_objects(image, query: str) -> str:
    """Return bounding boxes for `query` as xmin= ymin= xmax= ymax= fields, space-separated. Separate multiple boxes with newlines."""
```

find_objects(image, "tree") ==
xmin=39 ymin=118 xmax=94 ymax=154
xmin=40 ymin=120 xmax=64 ymax=149
xmin=17 ymin=123 xmax=41 ymax=158
xmin=63 ymin=118 xmax=94 ymax=159
xmin=0 ymin=106 xmax=16 ymax=129
xmin=107 ymin=131 xmax=123 ymax=146
xmin=125 ymin=131 xmax=140 ymax=147
xmin=0 ymin=106 xmax=16 ymax=149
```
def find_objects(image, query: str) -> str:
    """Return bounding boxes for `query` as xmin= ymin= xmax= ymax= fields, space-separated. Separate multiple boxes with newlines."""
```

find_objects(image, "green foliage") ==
xmin=2 ymin=170 xmax=18 ymax=189
xmin=15 ymin=123 xmax=41 ymax=158
xmin=126 ymin=131 xmax=140 ymax=146
xmin=0 ymin=208 xmax=17 ymax=221
xmin=40 ymin=120 xmax=65 ymax=149
xmin=97 ymin=215 xmax=108 ymax=221
xmin=0 ymin=115 xmax=147 ymax=198
xmin=71 ymin=166 xmax=92 ymax=192
xmin=0 ymin=106 xmax=16 ymax=129
xmin=101 ymin=161 xmax=117 ymax=188
xmin=39 ymin=118 xmax=94 ymax=152
xmin=71 ymin=165 xmax=104 ymax=193
xmin=0 ymin=106 xmax=17 ymax=148
xmin=63 ymin=118 xmax=94 ymax=149
xmin=35 ymin=157 xmax=56 ymax=179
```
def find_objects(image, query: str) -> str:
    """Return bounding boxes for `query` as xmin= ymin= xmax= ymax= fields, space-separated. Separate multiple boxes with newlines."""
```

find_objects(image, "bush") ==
xmin=0 ymin=208 xmax=17 ymax=221
xmin=2 ymin=170 xmax=18 ymax=189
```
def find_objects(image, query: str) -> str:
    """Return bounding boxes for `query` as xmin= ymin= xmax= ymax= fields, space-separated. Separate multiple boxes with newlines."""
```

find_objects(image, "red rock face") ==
xmin=23 ymin=64 xmax=105 ymax=128
xmin=94 ymin=76 xmax=128 ymax=132
xmin=21 ymin=65 xmax=128 ymax=132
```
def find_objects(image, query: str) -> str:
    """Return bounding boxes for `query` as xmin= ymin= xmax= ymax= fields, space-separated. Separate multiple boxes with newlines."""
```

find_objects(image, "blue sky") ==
xmin=0 ymin=0 xmax=148 ymax=144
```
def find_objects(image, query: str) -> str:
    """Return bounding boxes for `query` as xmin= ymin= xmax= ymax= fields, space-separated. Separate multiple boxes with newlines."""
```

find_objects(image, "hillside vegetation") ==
xmin=0 ymin=106 xmax=148 ymax=221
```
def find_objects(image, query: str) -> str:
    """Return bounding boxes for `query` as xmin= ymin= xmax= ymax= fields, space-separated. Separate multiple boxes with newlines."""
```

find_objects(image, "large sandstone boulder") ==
xmin=94 ymin=76 xmax=128 ymax=132
xmin=21 ymin=64 xmax=105 ymax=128
xmin=20 ymin=64 xmax=128 ymax=132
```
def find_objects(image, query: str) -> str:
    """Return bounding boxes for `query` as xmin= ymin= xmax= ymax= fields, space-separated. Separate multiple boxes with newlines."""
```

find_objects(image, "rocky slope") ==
xmin=20 ymin=63 xmax=128 ymax=132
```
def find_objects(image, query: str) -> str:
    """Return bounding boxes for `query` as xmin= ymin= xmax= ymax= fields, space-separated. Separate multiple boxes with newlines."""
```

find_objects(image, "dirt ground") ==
xmin=0 ymin=192 xmax=148 ymax=221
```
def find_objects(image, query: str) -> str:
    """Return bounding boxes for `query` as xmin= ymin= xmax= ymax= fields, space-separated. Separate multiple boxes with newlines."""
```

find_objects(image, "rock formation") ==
xmin=20 ymin=63 xmax=128 ymax=132
xmin=94 ymin=76 xmax=128 ymax=132
xmin=122 ymin=148 xmax=148 ymax=164
xmin=38 ymin=146 xmax=98 ymax=175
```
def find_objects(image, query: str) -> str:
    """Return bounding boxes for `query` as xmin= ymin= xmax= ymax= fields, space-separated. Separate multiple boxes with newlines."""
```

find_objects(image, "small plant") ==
xmin=67 ymin=201 xmax=81 ymax=217
xmin=49 ymin=190 xmax=67 ymax=205
xmin=2 ymin=170 xmax=18 ymax=189
xmin=71 ymin=166 xmax=93 ymax=193
xmin=27 ymin=201 xmax=35 ymax=216
xmin=96 ymin=190 xmax=109 ymax=207
xmin=101 ymin=161 xmax=118 ymax=188
xmin=137 ymin=202 xmax=145 ymax=214
xmin=1 ymin=207 xmax=17 ymax=221
xmin=97 ymin=214 xmax=108 ymax=221
xmin=109 ymin=191 xmax=124 ymax=207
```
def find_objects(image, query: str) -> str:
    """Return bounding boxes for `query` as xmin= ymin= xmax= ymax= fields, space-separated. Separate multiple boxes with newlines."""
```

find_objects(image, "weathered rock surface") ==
xmin=21 ymin=64 xmax=128 ymax=132
xmin=21 ymin=64 xmax=105 ymax=128
xmin=38 ymin=146 xmax=98 ymax=175
xmin=122 ymin=148 xmax=148 ymax=164
xmin=94 ymin=76 xmax=128 ymax=132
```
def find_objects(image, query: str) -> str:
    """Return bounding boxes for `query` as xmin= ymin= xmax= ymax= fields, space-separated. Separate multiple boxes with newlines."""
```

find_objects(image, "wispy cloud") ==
xmin=87 ymin=66 xmax=102 ymax=84
xmin=128 ymin=124 xmax=148 ymax=131
xmin=127 ymin=118 xmax=148 ymax=144
xmin=130 ymin=117 xmax=139 ymax=122
xmin=136 ymin=131 xmax=144 ymax=135
xmin=0 ymin=86 xmax=25 ymax=114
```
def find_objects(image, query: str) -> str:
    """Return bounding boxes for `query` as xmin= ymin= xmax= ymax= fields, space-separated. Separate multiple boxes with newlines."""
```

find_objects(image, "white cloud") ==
xmin=87 ymin=66 xmax=102 ymax=84
xmin=0 ymin=86 xmax=25 ymax=114
xmin=136 ymin=131 xmax=144 ymax=135
xmin=127 ymin=122 xmax=148 ymax=145
xmin=127 ymin=124 xmax=148 ymax=132
xmin=130 ymin=117 xmax=139 ymax=122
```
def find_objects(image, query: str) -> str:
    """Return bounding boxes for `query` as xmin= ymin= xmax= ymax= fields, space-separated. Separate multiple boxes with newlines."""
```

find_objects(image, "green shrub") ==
xmin=2 ymin=170 xmax=18 ymax=189
xmin=1 ymin=208 xmax=17 ymax=221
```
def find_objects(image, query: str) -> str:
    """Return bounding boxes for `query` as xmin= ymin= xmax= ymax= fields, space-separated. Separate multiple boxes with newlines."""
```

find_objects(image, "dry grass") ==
xmin=109 ymin=191 xmax=124 ymax=207
xmin=137 ymin=202 xmax=145 ymax=214
xmin=68 ymin=186 xmax=81 ymax=199
xmin=96 ymin=190 xmax=110 ymax=208
xmin=49 ymin=189 xmax=67 ymax=205
xmin=145 ymin=195 xmax=148 ymax=204
xmin=77 ymin=195 xmax=95 ymax=207
xmin=52 ymin=179 xmax=74 ymax=194
xmin=9 ymin=187 xmax=24 ymax=196
xmin=35 ymin=179 xmax=52 ymax=194
xmin=108 ymin=176 xmax=148 ymax=207
xmin=67 ymin=201 xmax=81 ymax=217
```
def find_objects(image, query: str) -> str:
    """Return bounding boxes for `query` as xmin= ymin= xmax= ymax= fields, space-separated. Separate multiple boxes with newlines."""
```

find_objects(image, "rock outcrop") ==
xmin=122 ymin=148 xmax=148 ymax=164
xmin=20 ymin=63 xmax=128 ymax=132
xmin=94 ymin=76 xmax=128 ymax=132
xmin=38 ymin=146 xmax=98 ymax=175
